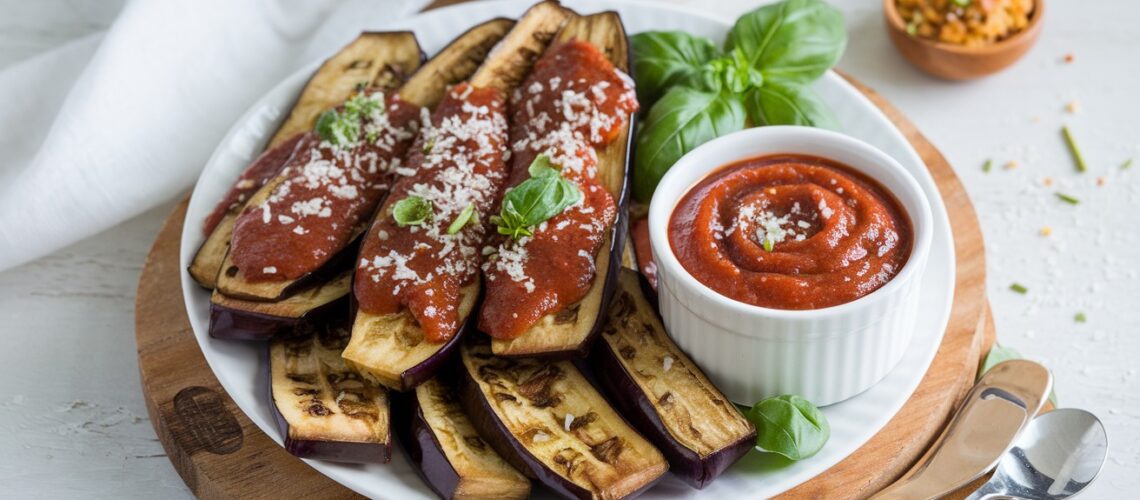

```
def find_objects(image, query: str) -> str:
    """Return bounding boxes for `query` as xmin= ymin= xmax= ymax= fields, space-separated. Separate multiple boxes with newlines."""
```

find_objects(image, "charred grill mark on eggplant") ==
xmin=269 ymin=317 xmax=391 ymax=464
xmin=394 ymin=378 xmax=531 ymax=499
xmin=590 ymin=269 xmax=757 ymax=489
xmin=458 ymin=339 xmax=668 ymax=499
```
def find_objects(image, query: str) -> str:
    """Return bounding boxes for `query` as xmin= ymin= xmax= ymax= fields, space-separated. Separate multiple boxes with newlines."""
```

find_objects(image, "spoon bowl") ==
xmin=968 ymin=409 xmax=1108 ymax=499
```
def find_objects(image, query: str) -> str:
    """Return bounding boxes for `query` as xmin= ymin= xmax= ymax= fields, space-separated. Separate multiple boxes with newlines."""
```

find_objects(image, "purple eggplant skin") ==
xmin=392 ymin=389 xmax=462 ymax=499
xmin=456 ymin=355 xmax=663 ymax=500
xmin=265 ymin=350 xmax=392 ymax=464
xmin=591 ymin=340 xmax=755 ymax=489
xmin=398 ymin=330 xmax=464 ymax=391
xmin=345 ymin=288 xmax=473 ymax=392
xmin=208 ymin=295 xmax=346 ymax=341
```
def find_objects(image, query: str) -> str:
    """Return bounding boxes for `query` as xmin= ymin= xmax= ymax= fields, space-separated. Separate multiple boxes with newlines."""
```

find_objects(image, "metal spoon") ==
xmin=966 ymin=408 xmax=1108 ymax=499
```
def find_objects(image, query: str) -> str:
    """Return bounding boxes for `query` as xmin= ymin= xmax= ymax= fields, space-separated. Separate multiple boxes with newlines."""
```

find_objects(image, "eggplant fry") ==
xmin=459 ymin=339 xmax=668 ymax=499
xmin=593 ymin=269 xmax=756 ymax=488
xmin=269 ymin=317 xmax=392 ymax=464
xmin=395 ymin=378 xmax=531 ymax=499
xmin=490 ymin=12 xmax=635 ymax=359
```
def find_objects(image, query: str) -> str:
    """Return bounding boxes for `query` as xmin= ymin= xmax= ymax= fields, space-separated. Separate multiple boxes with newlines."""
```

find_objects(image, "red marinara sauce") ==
xmin=478 ymin=40 xmax=638 ymax=340
xmin=669 ymin=155 xmax=912 ymax=310
xmin=355 ymin=83 xmax=510 ymax=343
xmin=229 ymin=90 xmax=421 ymax=281
xmin=203 ymin=132 xmax=307 ymax=236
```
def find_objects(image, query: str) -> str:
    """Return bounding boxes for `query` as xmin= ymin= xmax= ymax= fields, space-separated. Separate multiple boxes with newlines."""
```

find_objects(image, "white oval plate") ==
xmin=180 ymin=1 xmax=955 ymax=497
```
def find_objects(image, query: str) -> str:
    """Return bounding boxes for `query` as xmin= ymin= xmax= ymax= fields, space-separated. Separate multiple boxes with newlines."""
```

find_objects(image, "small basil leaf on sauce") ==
xmin=633 ymin=86 xmax=747 ymax=202
xmin=494 ymin=156 xmax=582 ymax=239
xmin=630 ymin=31 xmax=721 ymax=108
xmin=314 ymin=93 xmax=384 ymax=146
xmin=745 ymin=82 xmax=839 ymax=129
xmin=977 ymin=343 xmax=1059 ymax=406
xmin=725 ymin=0 xmax=847 ymax=85
xmin=392 ymin=195 xmax=433 ymax=227
xmin=746 ymin=394 xmax=830 ymax=460
xmin=528 ymin=153 xmax=560 ymax=178
xmin=447 ymin=202 xmax=479 ymax=235
xmin=315 ymin=109 xmax=341 ymax=143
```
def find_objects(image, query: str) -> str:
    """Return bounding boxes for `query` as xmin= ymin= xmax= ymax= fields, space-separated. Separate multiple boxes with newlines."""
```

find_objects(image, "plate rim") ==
xmin=179 ymin=1 xmax=956 ymax=497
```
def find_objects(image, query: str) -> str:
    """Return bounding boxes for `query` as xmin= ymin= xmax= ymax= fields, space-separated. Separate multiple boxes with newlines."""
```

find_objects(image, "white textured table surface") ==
xmin=1 ymin=0 xmax=1135 ymax=497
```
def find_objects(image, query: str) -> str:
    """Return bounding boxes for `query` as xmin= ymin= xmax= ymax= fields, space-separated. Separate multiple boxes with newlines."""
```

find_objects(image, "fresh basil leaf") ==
xmin=495 ymin=157 xmax=582 ymax=239
xmin=745 ymin=82 xmax=839 ymax=130
xmin=528 ymin=154 xmax=559 ymax=178
xmin=747 ymin=394 xmax=830 ymax=460
xmin=633 ymin=86 xmax=747 ymax=202
xmin=725 ymin=0 xmax=847 ymax=85
xmin=700 ymin=48 xmax=764 ymax=94
xmin=631 ymin=31 xmax=721 ymax=108
xmin=392 ymin=195 xmax=432 ymax=227
xmin=978 ymin=343 xmax=1059 ymax=406
xmin=977 ymin=343 xmax=1022 ymax=380
xmin=447 ymin=202 xmax=478 ymax=235
xmin=315 ymin=110 xmax=340 ymax=143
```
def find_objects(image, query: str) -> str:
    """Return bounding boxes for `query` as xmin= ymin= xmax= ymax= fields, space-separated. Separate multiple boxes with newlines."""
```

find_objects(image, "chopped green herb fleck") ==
xmin=447 ymin=203 xmax=478 ymax=235
xmin=1074 ymin=312 xmax=1087 ymax=323
xmin=1061 ymin=125 xmax=1088 ymax=173
xmin=982 ymin=159 xmax=993 ymax=173
xmin=392 ymin=195 xmax=432 ymax=227
xmin=763 ymin=238 xmax=774 ymax=252
xmin=1010 ymin=283 xmax=1028 ymax=294
xmin=951 ymin=0 xmax=971 ymax=6
xmin=1121 ymin=158 xmax=1133 ymax=170
xmin=1055 ymin=192 xmax=1080 ymax=205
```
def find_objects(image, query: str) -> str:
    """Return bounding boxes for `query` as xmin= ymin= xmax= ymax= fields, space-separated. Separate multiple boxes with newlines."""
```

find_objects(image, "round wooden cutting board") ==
xmin=134 ymin=71 xmax=992 ymax=498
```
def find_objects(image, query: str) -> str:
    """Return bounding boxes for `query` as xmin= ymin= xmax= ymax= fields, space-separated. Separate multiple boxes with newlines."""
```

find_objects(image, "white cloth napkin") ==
xmin=0 ymin=0 xmax=430 ymax=272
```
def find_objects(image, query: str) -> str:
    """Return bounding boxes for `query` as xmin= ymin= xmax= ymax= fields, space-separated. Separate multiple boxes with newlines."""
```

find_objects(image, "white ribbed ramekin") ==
xmin=648 ymin=127 xmax=933 ymax=406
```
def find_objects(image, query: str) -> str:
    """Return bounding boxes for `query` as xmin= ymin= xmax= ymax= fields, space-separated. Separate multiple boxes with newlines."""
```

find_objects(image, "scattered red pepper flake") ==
xmin=1063 ymin=53 xmax=1075 ymax=63
xmin=1096 ymin=176 xmax=1106 ymax=186
xmin=1042 ymin=176 xmax=1053 ymax=186
xmin=1004 ymin=160 xmax=1019 ymax=170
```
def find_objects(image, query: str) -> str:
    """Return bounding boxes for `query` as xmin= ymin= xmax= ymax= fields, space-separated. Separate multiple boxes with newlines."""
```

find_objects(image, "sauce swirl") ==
xmin=668 ymin=155 xmax=911 ymax=309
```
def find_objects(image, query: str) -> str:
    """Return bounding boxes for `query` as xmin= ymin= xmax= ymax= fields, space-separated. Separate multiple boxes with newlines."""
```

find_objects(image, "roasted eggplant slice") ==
xmin=491 ymin=12 xmax=634 ymax=359
xmin=269 ymin=316 xmax=392 ymax=463
xmin=345 ymin=5 xmax=571 ymax=392
xmin=469 ymin=1 xmax=573 ymax=93
xmin=208 ymin=270 xmax=350 ymax=340
xmin=189 ymin=32 xmax=422 ymax=289
xmin=344 ymin=282 xmax=478 ymax=392
xmin=458 ymin=339 xmax=668 ymax=499
xmin=394 ymin=377 xmax=531 ymax=499
xmin=592 ymin=269 xmax=756 ymax=488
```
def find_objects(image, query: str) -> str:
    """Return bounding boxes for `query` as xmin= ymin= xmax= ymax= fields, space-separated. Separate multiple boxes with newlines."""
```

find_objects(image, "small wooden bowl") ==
xmin=883 ymin=0 xmax=1044 ymax=80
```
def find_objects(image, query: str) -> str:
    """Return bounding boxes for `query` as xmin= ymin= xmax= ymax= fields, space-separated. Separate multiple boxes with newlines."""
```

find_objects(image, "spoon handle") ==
xmin=872 ymin=359 xmax=1052 ymax=500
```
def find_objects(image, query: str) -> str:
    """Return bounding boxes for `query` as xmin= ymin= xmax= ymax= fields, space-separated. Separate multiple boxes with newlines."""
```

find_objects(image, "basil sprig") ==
xmin=492 ymin=155 xmax=581 ymax=239
xmin=631 ymin=0 xmax=847 ymax=201
xmin=315 ymin=93 xmax=385 ymax=146
xmin=746 ymin=394 xmax=830 ymax=460
xmin=392 ymin=195 xmax=432 ymax=227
